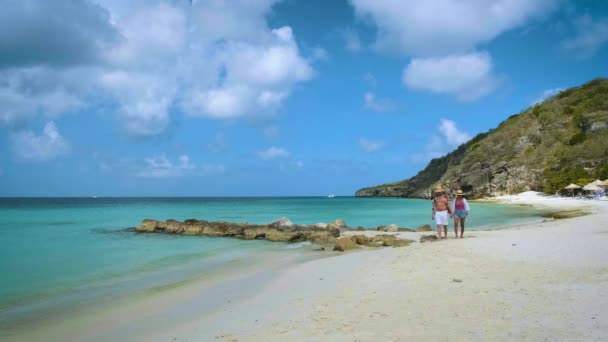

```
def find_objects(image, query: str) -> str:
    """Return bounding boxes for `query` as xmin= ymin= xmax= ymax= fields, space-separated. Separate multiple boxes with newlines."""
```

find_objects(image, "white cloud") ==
xmin=413 ymin=119 xmax=471 ymax=163
xmin=180 ymin=26 xmax=313 ymax=119
xmin=99 ymin=70 xmax=174 ymax=135
xmin=364 ymin=92 xmax=396 ymax=112
xmin=349 ymin=0 xmax=557 ymax=56
xmin=562 ymin=15 xmax=608 ymax=58
xmin=359 ymin=138 xmax=385 ymax=152
xmin=310 ymin=46 xmax=330 ymax=62
xmin=0 ymin=0 xmax=119 ymax=68
xmin=258 ymin=146 xmax=290 ymax=160
xmin=439 ymin=119 xmax=471 ymax=146
xmin=0 ymin=67 xmax=92 ymax=127
xmin=263 ymin=125 xmax=280 ymax=138
xmin=364 ymin=72 xmax=377 ymax=87
xmin=105 ymin=3 xmax=186 ymax=64
xmin=531 ymin=87 xmax=563 ymax=105
xmin=136 ymin=154 xmax=194 ymax=178
xmin=402 ymin=52 xmax=497 ymax=101
xmin=341 ymin=28 xmax=362 ymax=52
xmin=1 ymin=0 xmax=315 ymax=136
xmin=10 ymin=122 xmax=70 ymax=161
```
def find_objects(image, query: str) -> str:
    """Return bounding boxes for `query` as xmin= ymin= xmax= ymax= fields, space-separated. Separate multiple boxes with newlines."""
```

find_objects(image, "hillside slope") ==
xmin=356 ymin=78 xmax=608 ymax=199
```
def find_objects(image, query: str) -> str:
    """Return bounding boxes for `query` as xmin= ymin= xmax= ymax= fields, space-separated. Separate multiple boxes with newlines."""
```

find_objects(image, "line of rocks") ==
xmin=135 ymin=217 xmax=429 ymax=252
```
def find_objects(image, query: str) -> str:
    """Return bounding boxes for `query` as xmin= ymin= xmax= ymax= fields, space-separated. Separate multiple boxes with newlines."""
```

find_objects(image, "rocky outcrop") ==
xmin=334 ymin=237 xmax=359 ymax=251
xmin=356 ymin=78 xmax=608 ymax=199
xmin=372 ymin=235 xmax=414 ymax=247
xmin=136 ymin=218 xmax=417 ymax=252
xmin=386 ymin=224 xmax=399 ymax=232
xmin=136 ymin=218 xmax=341 ymax=245
xmin=350 ymin=234 xmax=370 ymax=246
xmin=420 ymin=235 xmax=438 ymax=243
xmin=377 ymin=224 xmax=412 ymax=232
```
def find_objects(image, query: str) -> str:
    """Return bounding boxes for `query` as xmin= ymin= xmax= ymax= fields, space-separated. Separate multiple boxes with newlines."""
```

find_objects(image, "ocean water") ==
xmin=0 ymin=197 xmax=545 ymax=329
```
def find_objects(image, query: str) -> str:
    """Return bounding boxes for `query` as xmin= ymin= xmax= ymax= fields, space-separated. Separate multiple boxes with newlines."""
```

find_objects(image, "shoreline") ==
xmin=5 ymin=192 xmax=608 ymax=341
xmin=1 ymin=246 xmax=332 ymax=341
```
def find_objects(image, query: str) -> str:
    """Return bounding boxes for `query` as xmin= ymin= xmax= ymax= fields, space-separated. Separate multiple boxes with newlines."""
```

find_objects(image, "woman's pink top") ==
xmin=455 ymin=199 xmax=465 ymax=211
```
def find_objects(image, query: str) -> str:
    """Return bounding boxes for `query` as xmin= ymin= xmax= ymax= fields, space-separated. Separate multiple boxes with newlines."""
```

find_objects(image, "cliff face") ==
xmin=356 ymin=78 xmax=608 ymax=199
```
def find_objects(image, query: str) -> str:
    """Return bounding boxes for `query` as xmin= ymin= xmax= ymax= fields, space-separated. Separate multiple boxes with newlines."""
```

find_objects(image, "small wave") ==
xmin=47 ymin=221 xmax=76 ymax=226
xmin=284 ymin=241 xmax=311 ymax=249
xmin=90 ymin=227 xmax=135 ymax=235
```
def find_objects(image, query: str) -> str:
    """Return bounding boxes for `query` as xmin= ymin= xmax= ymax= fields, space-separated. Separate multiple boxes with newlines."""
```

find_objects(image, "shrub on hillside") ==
xmin=568 ymin=132 xmax=586 ymax=145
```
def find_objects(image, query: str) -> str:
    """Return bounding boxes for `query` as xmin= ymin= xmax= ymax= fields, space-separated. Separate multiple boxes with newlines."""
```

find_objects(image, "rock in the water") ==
xmin=243 ymin=230 xmax=259 ymax=240
xmin=314 ymin=222 xmax=328 ymax=229
xmin=332 ymin=219 xmax=347 ymax=228
xmin=542 ymin=210 xmax=590 ymax=220
xmin=136 ymin=219 xmax=159 ymax=232
xmin=183 ymin=225 xmax=203 ymax=235
xmin=135 ymin=218 xmax=408 ymax=250
xmin=333 ymin=237 xmax=359 ymax=251
xmin=350 ymin=234 xmax=369 ymax=245
xmin=420 ymin=235 xmax=438 ymax=243
xmin=326 ymin=224 xmax=341 ymax=238
xmin=386 ymin=224 xmax=399 ymax=232
xmin=266 ymin=229 xmax=303 ymax=242
xmin=165 ymin=219 xmax=184 ymax=233
xmin=306 ymin=231 xmax=336 ymax=246
xmin=355 ymin=226 xmax=366 ymax=231
xmin=376 ymin=225 xmax=386 ymax=231
xmin=415 ymin=224 xmax=433 ymax=232
xmin=271 ymin=217 xmax=294 ymax=228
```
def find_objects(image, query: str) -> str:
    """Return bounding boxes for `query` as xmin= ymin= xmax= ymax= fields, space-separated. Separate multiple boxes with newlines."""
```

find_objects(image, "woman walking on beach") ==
xmin=452 ymin=190 xmax=470 ymax=238
xmin=432 ymin=186 xmax=452 ymax=239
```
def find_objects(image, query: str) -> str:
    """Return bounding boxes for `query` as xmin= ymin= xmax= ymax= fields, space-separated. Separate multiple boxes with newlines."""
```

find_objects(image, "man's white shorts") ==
xmin=435 ymin=210 xmax=448 ymax=226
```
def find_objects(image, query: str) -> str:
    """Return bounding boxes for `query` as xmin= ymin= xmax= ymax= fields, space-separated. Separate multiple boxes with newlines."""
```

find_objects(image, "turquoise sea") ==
xmin=0 ymin=196 xmax=546 ymax=330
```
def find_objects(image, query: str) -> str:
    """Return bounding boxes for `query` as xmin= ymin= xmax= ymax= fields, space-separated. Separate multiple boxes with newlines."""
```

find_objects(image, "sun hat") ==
xmin=456 ymin=190 xmax=464 ymax=196
xmin=434 ymin=186 xmax=445 ymax=193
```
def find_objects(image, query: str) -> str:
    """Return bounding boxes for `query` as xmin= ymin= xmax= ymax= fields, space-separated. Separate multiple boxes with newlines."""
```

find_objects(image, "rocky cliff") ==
xmin=356 ymin=78 xmax=608 ymax=199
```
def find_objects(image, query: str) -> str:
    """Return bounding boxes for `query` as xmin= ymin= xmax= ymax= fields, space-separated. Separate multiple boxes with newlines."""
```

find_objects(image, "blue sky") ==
xmin=0 ymin=0 xmax=607 ymax=196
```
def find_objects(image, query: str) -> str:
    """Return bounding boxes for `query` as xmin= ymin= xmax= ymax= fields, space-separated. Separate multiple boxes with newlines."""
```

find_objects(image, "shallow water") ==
xmin=0 ymin=196 xmax=545 ymax=328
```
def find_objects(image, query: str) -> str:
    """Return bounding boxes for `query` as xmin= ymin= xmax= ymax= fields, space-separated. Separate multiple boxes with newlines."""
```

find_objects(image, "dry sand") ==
xmin=7 ymin=192 xmax=608 ymax=341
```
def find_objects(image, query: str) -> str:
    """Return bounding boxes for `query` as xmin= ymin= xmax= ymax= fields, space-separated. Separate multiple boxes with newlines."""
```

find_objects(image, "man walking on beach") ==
xmin=432 ymin=186 xmax=452 ymax=239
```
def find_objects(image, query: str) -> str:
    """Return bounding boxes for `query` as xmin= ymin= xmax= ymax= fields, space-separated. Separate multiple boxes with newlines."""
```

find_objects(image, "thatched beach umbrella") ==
xmin=564 ymin=183 xmax=581 ymax=198
xmin=583 ymin=181 xmax=602 ymax=192
xmin=586 ymin=179 xmax=604 ymax=189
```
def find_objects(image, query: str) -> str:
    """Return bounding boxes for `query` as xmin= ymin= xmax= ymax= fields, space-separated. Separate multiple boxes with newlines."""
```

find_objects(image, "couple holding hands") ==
xmin=432 ymin=186 xmax=470 ymax=239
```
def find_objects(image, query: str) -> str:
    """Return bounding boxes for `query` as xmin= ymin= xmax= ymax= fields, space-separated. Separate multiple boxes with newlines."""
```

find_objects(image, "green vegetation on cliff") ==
xmin=356 ymin=78 xmax=608 ymax=198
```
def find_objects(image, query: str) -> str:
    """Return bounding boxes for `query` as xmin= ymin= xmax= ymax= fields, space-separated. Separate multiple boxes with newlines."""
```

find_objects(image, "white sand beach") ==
xmin=8 ymin=192 xmax=608 ymax=341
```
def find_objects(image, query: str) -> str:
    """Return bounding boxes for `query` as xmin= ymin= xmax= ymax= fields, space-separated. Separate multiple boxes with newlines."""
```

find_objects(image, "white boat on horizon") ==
xmin=328 ymin=194 xmax=335 ymax=198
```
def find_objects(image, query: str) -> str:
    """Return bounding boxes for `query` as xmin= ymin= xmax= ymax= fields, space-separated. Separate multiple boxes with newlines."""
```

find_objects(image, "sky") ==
xmin=0 ymin=0 xmax=607 ymax=196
